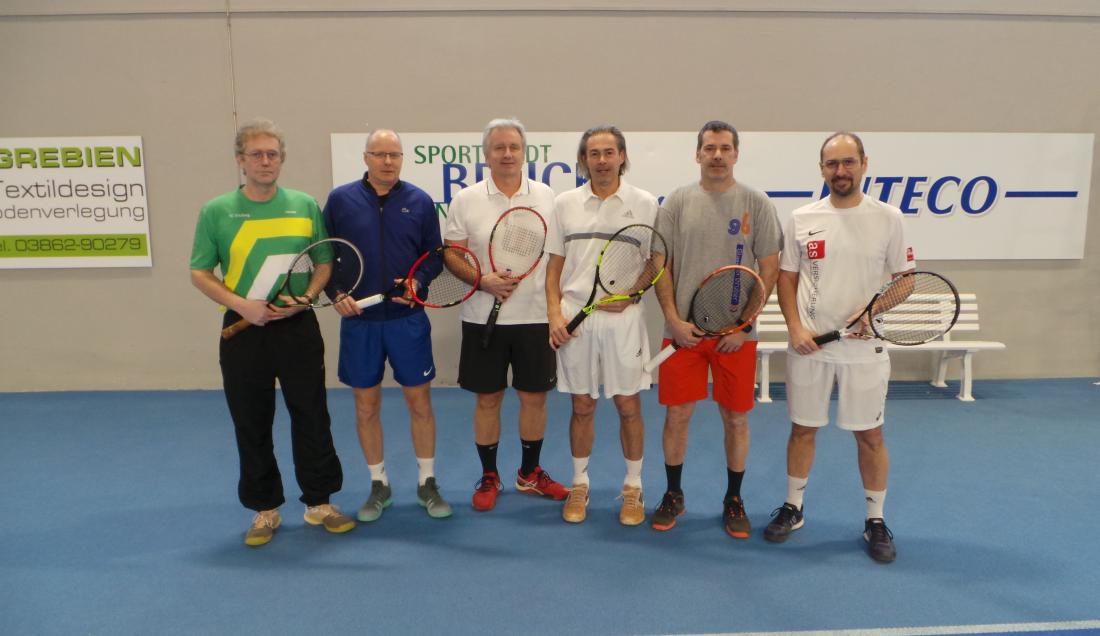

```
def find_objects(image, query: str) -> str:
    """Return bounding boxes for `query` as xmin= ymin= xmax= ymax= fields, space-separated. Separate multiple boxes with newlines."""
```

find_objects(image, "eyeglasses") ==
xmin=365 ymin=151 xmax=404 ymax=160
xmin=243 ymin=150 xmax=281 ymax=162
xmin=822 ymin=157 xmax=861 ymax=171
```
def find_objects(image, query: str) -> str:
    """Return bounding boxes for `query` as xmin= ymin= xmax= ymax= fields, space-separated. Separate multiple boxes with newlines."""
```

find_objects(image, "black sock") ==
xmin=665 ymin=463 xmax=683 ymax=493
xmin=476 ymin=442 xmax=499 ymax=475
xmin=725 ymin=469 xmax=745 ymax=500
xmin=519 ymin=438 xmax=543 ymax=476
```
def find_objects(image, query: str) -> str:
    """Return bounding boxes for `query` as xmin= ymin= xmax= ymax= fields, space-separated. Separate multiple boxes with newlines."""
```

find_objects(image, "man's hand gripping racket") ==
xmin=643 ymin=264 xmax=767 ymax=373
xmin=221 ymin=238 xmax=364 ymax=340
xmin=340 ymin=245 xmax=482 ymax=314
xmin=481 ymin=206 xmax=547 ymax=348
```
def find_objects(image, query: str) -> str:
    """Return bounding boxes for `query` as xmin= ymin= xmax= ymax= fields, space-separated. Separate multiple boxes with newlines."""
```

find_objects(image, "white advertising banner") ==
xmin=0 ymin=136 xmax=152 ymax=269
xmin=331 ymin=132 xmax=1093 ymax=260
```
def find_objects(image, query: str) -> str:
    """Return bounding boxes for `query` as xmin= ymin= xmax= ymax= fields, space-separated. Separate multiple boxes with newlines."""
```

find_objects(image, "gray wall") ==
xmin=2 ymin=2 xmax=1098 ymax=391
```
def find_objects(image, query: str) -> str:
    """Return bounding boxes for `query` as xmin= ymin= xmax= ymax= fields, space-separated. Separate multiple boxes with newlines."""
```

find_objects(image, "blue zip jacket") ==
xmin=323 ymin=174 xmax=442 ymax=321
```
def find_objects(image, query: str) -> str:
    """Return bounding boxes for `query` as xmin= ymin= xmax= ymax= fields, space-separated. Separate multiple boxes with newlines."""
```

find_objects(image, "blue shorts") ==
xmin=338 ymin=312 xmax=436 ymax=388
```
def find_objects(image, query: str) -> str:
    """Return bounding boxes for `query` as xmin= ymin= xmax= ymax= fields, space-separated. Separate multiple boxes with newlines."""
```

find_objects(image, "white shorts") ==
xmin=786 ymin=354 xmax=890 ymax=431
xmin=556 ymin=304 xmax=651 ymax=399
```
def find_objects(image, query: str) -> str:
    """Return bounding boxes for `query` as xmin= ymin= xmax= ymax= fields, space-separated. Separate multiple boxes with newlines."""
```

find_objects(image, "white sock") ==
xmin=624 ymin=457 xmax=643 ymax=489
xmin=572 ymin=456 xmax=590 ymax=486
xmin=865 ymin=488 xmax=886 ymax=520
xmin=416 ymin=457 xmax=434 ymax=486
xmin=787 ymin=475 xmax=808 ymax=508
xmin=368 ymin=461 xmax=388 ymax=486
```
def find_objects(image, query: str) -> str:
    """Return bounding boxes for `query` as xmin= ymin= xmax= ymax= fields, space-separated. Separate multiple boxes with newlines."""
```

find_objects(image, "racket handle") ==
xmin=221 ymin=318 xmax=252 ymax=340
xmin=565 ymin=310 xmax=587 ymax=335
xmin=481 ymin=301 xmax=503 ymax=349
xmin=355 ymin=294 xmax=386 ymax=309
xmin=643 ymin=343 xmax=678 ymax=374
xmin=812 ymin=331 xmax=841 ymax=346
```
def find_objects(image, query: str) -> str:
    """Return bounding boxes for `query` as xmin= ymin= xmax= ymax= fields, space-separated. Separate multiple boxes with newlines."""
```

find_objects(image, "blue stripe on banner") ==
xmin=1004 ymin=191 xmax=1078 ymax=198
xmin=765 ymin=191 xmax=815 ymax=198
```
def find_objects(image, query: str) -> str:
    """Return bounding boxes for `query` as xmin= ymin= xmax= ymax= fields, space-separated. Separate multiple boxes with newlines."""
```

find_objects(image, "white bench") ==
xmin=755 ymin=293 xmax=1006 ymax=402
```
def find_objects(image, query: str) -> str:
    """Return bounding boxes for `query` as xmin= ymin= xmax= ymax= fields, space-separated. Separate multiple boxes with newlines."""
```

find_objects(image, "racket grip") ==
xmin=355 ymin=294 xmax=385 ymax=309
xmin=481 ymin=301 xmax=502 ymax=349
xmin=565 ymin=311 xmax=587 ymax=335
xmin=812 ymin=331 xmax=841 ymax=346
xmin=221 ymin=318 xmax=252 ymax=340
xmin=642 ymin=343 xmax=678 ymax=374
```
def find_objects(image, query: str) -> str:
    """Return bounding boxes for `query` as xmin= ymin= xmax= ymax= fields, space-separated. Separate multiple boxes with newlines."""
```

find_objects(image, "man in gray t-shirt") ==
xmin=651 ymin=120 xmax=782 ymax=538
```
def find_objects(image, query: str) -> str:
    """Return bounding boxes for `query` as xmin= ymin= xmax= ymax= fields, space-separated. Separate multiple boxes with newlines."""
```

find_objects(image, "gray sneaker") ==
xmin=417 ymin=477 xmax=453 ymax=519
xmin=357 ymin=480 xmax=393 ymax=522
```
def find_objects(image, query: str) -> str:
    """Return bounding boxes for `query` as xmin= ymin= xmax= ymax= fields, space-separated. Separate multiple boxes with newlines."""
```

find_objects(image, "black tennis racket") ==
xmin=354 ymin=245 xmax=482 ymax=310
xmin=565 ymin=223 xmax=667 ymax=334
xmin=221 ymin=237 xmax=364 ymax=339
xmin=813 ymin=270 xmax=961 ymax=346
xmin=643 ymin=264 xmax=767 ymax=372
xmin=482 ymin=206 xmax=548 ymax=348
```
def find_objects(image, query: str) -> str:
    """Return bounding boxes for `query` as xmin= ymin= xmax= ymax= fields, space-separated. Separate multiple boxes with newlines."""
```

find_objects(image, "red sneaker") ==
xmin=472 ymin=472 xmax=502 ymax=511
xmin=516 ymin=466 xmax=569 ymax=501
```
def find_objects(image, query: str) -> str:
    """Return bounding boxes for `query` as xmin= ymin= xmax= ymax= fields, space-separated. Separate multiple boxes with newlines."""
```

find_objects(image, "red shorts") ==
xmin=657 ymin=338 xmax=757 ymax=413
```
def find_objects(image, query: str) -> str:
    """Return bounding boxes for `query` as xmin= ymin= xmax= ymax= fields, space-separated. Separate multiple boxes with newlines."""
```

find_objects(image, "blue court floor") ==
xmin=1 ymin=379 xmax=1098 ymax=635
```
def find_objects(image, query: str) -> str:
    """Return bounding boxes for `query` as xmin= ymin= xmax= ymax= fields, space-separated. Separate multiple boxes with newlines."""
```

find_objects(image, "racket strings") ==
xmin=598 ymin=227 xmax=663 ymax=296
xmin=326 ymin=243 xmax=365 ymax=299
xmin=283 ymin=252 xmax=316 ymax=298
xmin=870 ymin=273 xmax=960 ymax=344
xmin=692 ymin=269 xmax=765 ymax=334
xmin=492 ymin=222 xmax=544 ymax=273
xmin=418 ymin=248 xmax=480 ymax=307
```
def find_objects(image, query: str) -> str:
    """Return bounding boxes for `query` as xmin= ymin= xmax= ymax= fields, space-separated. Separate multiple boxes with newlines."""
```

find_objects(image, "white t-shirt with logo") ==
xmin=779 ymin=195 xmax=915 ymax=362
xmin=444 ymin=175 xmax=556 ymax=325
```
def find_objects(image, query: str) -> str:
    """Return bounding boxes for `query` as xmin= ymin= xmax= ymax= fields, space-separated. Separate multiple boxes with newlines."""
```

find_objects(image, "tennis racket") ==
xmin=481 ymin=206 xmax=548 ymax=348
xmin=565 ymin=223 xmax=667 ymax=334
xmin=643 ymin=264 xmax=767 ymax=373
xmin=813 ymin=270 xmax=961 ymax=346
xmin=221 ymin=237 xmax=364 ymax=340
xmin=353 ymin=245 xmax=482 ymax=310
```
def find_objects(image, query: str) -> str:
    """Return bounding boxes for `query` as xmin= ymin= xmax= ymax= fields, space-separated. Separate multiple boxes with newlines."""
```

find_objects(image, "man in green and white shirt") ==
xmin=190 ymin=118 xmax=354 ymax=547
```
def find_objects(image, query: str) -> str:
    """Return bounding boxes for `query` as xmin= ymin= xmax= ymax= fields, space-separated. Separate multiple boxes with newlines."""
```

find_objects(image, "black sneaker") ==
xmin=650 ymin=490 xmax=685 ymax=531
xmin=863 ymin=518 xmax=896 ymax=563
xmin=763 ymin=503 xmax=804 ymax=543
xmin=722 ymin=495 xmax=751 ymax=539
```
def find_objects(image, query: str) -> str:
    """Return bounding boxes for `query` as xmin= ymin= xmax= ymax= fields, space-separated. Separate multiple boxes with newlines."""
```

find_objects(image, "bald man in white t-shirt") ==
xmin=765 ymin=132 xmax=914 ymax=564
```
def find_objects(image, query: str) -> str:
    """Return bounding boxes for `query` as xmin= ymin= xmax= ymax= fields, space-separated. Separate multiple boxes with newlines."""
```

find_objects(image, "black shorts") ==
xmin=458 ymin=321 xmax=557 ymax=394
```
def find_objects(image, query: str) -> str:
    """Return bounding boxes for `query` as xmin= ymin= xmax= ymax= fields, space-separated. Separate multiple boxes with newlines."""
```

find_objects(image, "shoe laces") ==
xmin=618 ymin=487 xmax=643 ymax=509
xmin=253 ymin=510 xmax=278 ymax=528
xmin=535 ymin=469 xmax=557 ymax=489
xmin=475 ymin=473 xmax=499 ymax=492
xmin=770 ymin=504 xmax=797 ymax=525
xmin=567 ymin=485 xmax=588 ymax=504
xmin=656 ymin=491 xmax=680 ymax=514
xmin=867 ymin=519 xmax=893 ymax=542
xmin=724 ymin=497 xmax=746 ymax=519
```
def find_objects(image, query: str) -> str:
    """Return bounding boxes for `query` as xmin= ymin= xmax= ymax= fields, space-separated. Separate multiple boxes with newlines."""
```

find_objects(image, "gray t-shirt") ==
xmin=655 ymin=181 xmax=783 ymax=340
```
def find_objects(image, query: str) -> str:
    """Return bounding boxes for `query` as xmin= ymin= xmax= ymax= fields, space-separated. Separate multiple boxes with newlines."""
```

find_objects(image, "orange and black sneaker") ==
xmin=472 ymin=472 xmax=503 ymax=511
xmin=722 ymin=495 xmax=751 ymax=539
xmin=651 ymin=490 xmax=685 ymax=531
xmin=516 ymin=466 xmax=569 ymax=500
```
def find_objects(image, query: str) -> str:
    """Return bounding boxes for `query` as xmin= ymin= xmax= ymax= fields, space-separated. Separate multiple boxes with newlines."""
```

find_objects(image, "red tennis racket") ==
xmin=354 ymin=245 xmax=482 ymax=310
xmin=643 ymin=264 xmax=766 ymax=372
xmin=481 ymin=206 xmax=547 ymax=348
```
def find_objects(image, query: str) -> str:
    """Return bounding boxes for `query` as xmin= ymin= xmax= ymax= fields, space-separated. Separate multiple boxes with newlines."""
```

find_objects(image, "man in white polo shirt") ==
xmin=546 ymin=124 xmax=659 ymax=526
xmin=765 ymin=131 xmax=914 ymax=563
xmin=444 ymin=117 xmax=567 ymax=512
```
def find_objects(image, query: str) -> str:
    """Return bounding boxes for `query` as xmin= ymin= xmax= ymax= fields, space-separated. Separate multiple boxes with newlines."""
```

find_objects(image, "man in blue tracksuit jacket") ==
xmin=323 ymin=128 xmax=453 ymax=522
